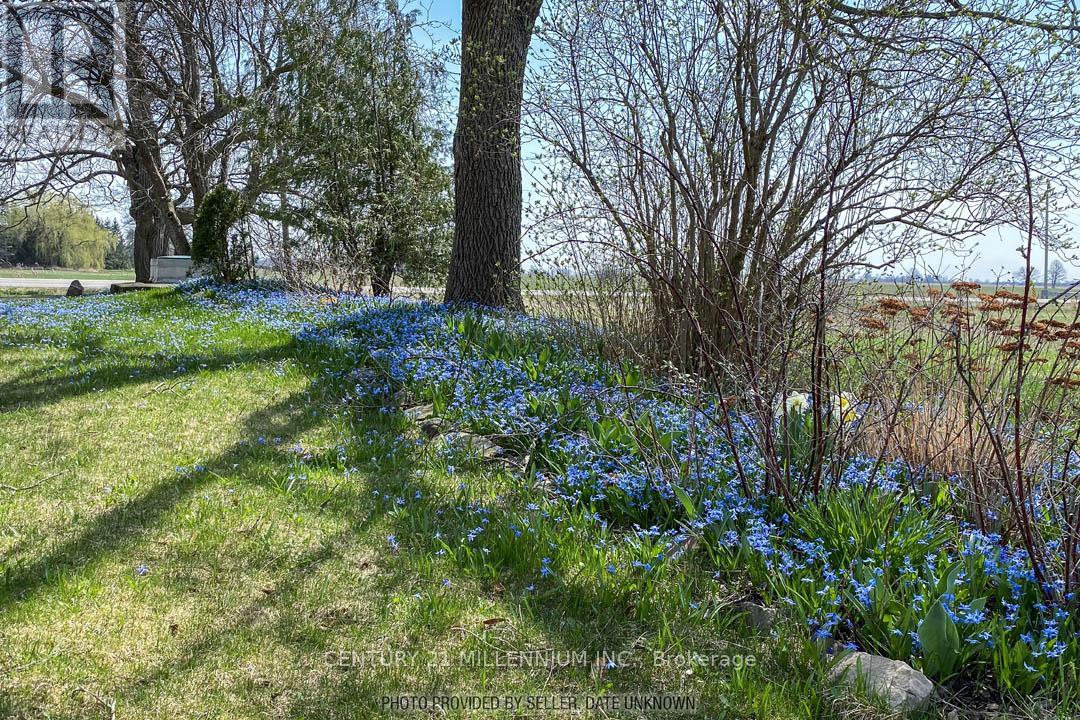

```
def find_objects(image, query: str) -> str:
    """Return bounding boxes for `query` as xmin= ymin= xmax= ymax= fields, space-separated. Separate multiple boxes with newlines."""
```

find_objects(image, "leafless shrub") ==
xmin=523 ymin=0 xmax=1080 ymax=564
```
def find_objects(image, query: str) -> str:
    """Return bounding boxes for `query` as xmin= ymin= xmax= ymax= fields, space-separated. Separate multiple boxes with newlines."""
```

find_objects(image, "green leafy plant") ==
xmin=257 ymin=1 xmax=451 ymax=293
xmin=192 ymin=185 xmax=252 ymax=283
xmin=919 ymin=600 xmax=961 ymax=678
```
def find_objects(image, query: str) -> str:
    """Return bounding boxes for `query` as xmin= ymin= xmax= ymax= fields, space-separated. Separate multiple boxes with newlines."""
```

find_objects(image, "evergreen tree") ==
xmin=257 ymin=0 xmax=451 ymax=293
xmin=103 ymin=219 xmax=135 ymax=270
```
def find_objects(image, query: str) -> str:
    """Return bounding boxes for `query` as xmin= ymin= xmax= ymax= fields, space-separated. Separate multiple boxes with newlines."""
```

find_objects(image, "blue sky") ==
xmin=418 ymin=1 xmax=461 ymax=46
xmin=420 ymin=0 xmax=1077 ymax=281
xmin=78 ymin=0 xmax=1077 ymax=281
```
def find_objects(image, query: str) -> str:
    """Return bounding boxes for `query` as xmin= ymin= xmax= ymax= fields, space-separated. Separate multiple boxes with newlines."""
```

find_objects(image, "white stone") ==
xmin=829 ymin=651 xmax=933 ymax=714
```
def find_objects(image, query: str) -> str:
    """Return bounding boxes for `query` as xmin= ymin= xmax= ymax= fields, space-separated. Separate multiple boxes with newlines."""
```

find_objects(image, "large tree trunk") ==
xmin=123 ymin=1 xmax=180 ymax=280
xmin=443 ymin=0 xmax=542 ymax=309
xmin=163 ymin=207 xmax=189 ymax=255
xmin=124 ymin=148 xmax=186 ymax=282
xmin=371 ymin=271 xmax=393 ymax=297
xmin=123 ymin=149 xmax=166 ymax=282
xmin=132 ymin=208 xmax=168 ymax=283
xmin=370 ymin=227 xmax=395 ymax=297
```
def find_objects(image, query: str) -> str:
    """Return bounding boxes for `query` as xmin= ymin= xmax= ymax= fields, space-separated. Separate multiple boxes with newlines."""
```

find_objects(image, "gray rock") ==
xmin=435 ymin=431 xmax=516 ymax=460
xmin=66 ymin=280 xmax=84 ymax=297
xmin=427 ymin=427 xmax=524 ymax=465
xmin=444 ymin=432 xmax=503 ymax=459
xmin=733 ymin=601 xmax=777 ymax=631
xmin=418 ymin=417 xmax=445 ymax=438
xmin=403 ymin=403 xmax=435 ymax=422
xmin=829 ymin=651 xmax=933 ymax=714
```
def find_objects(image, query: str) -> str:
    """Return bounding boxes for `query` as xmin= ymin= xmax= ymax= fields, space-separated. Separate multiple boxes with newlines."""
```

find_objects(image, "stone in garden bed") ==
xmin=438 ymin=431 xmax=505 ymax=460
xmin=403 ymin=402 xmax=435 ymax=421
xmin=400 ymin=404 xmax=448 ymax=438
xmin=403 ymin=403 xmax=528 ymax=467
xmin=732 ymin=601 xmax=777 ymax=631
xmin=418 ymin=417 xmax=445 ymax=438
xmin=391 ymin=389 xmax=415 ymax=407
xmin=829 ymin=651 xmax=933 ymax=715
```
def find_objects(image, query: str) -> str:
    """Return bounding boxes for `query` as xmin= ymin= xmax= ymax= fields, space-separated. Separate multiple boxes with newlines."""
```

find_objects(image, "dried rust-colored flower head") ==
xmin=951 ymin=280 xmax=982 ymax=292
xmin=877 ymin=297 xmax=911 ymax=316
xmin=1049 ymin=375 xmax=1080 ymax=390
xmin=859 ymin=317 xmax=888 ymax=331
xmin=908 ymin=306 xmax=930 ymax=322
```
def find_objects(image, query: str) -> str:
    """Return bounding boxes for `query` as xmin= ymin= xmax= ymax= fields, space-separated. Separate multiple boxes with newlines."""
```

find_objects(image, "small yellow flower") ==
xmin=833 ymin=392 xmax=858 ymax=424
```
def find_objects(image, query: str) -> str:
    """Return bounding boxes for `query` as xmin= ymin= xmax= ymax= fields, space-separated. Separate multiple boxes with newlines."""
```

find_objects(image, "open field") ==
xmin=851 ymin=281 xmax=1079 ymax=302
xmin=0 ymin=268 xmax=135 ymax=281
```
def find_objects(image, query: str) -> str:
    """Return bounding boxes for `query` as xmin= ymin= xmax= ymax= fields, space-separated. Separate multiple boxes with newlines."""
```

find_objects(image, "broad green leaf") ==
xmin=673 ymin=485 xmax=698 ymax=521
xmin=918 ymin=600 xmax=960 ymax=678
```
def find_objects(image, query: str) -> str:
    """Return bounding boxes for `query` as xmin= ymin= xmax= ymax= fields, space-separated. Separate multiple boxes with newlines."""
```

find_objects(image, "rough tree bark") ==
xmin=122 ymin=0 xmax=189 ymax=281
xmin=128 ymin=176 xmax=168 ymax=282
xmin=443 ymin=0 xmax=542 ymax=309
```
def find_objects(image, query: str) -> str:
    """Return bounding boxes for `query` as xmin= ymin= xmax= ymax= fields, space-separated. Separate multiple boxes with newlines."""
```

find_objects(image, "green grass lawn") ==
xmin=0 ymin=267 xmax=134 ymax=280
xmin=0 ymin=289 xmax=891 ymax=720
xmin=0 ymin=287 xmax=72 ymax=298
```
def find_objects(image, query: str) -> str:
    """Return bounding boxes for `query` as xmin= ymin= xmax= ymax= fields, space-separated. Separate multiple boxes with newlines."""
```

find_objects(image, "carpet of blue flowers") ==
xmin=2 ymin=280 xmax=1075 ymax=705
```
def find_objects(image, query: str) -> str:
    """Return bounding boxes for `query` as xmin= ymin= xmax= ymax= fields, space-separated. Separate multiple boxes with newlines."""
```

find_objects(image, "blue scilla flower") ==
xmin=79 ymin=280 xmax=1076 ymax=688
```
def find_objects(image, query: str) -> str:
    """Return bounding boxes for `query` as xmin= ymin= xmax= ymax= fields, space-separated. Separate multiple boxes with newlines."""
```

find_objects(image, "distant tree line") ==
xmin=0 ymin=198 xmax=125 ymax=270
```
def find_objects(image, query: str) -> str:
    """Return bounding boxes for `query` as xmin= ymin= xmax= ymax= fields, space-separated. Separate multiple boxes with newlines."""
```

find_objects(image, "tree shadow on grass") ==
xmin=0 ymin=304 xmax=760 ymax=717
xmin=0 ymin=343 xmax=297 ymax=413
xmin=0 ymin=286 xmax=312 ymax=413
xmin=5 ymin=396 xmax=751 ymax=717
xmin=0 ymin=385 xmax=324 ymax=610
xmin=0 ymin=305 xmax=377 ymax=613
xmin=104 ymin=529 xmax=350 ymax=709
xmin=264 ymin=465 xmax=698 ymax=719
xmin=87 ymin=450 xmax=638 ymax=720
xmin=34 ymin=387 xmax=617 ymax=716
